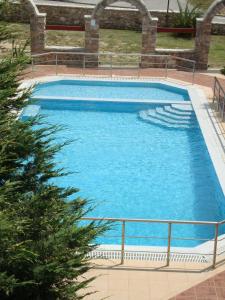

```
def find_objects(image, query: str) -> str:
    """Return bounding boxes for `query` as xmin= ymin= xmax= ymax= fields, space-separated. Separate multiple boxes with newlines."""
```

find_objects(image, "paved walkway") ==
xmin=170 ymin=269 xmax=225 ymax=300
xmin=82 ymin=258 xmax=225 ymax=300
xmin=28 ymin=65 xmax=225 ymax=90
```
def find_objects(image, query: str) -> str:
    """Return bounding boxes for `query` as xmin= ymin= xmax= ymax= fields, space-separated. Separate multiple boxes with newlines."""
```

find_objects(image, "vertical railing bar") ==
xmin=222 ymin=96 xmax=225 ymax=121
xmin=83 ymin=54 xmax=85 ymax=77
xmin=165 ymin=55 xmax=168 ymax=79
xmin=110 ymin=53 xmax=113 ymax=78
xmin=166 ymin=222 xmax=172 ymax=266
xmin=212 ymin=223 xmax=219 ymax=269
xmin=219 ymin=88 xmax=222 ymax=115
xmin=217 ymin=86 xmax=220 ymax=111
xmin=31 ymin=57 xmax=34 ymax=73
xmin=55 ymin=54 xmax=58 ymax=75
xmin=121 ymin=221 xmax=125 ymax=264
xmin=192 ymin=61 xmax=196 ymax=85
xmin=137 ymin=54 xmax=140 ymax=78
xmin=213 ymin=77 xmax=216 ymax=103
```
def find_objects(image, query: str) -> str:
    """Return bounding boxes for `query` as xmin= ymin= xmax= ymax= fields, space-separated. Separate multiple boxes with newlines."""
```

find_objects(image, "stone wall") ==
xmin=212 ymin=20 xmax=225 ymax=34
xmin=1 ymin=1 xmax=225 ymax=34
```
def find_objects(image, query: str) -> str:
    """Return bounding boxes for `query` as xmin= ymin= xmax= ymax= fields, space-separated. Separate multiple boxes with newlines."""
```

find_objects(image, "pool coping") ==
xmin=21 ymin=75 xmax=225 ymax=260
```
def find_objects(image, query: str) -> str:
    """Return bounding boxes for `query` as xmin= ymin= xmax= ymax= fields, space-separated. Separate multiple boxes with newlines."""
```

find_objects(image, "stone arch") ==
xmin=195 ymin=0 xmax=225 ymax=69
xmin=21 ymin=0 xmax=46 ymax=53
xmin=84 ymin=0 xmax=158 ymax=57
xmin=92 ymin=0 xmax=153 ymax=21
xmin=202 ymin=0 xmax=225 ymax=24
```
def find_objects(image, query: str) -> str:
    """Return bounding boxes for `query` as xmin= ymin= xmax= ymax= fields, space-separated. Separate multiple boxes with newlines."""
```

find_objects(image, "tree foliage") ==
xmin=0 ymin=4 xmax=107 ymax=299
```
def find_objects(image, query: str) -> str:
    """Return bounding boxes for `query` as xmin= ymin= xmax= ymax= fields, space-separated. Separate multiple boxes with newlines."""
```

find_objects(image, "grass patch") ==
xmin=1 ymin=22 xmax=225 ymax=67
xmin=189 ymin=0 xmax=213 ymax=10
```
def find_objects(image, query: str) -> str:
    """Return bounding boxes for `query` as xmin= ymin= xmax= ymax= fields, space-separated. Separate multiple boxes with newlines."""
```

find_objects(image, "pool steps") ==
xmin=20 ymin=105 xmax=40 ymax=121
xmin=164 ymin=106 xmax=193 ymax=116
xmin=139 ymin=104 xmax=197 ymax=129
xmin=156 ymin=107 xmax=193 ymax=121
xmin=171 ymin=103 xmax=193 ymax=111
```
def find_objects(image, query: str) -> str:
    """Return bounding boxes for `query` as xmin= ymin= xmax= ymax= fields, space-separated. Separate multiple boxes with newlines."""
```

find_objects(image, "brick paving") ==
xmin=26 ymin=65 xmax=225 ymax=91
xmin=170 ymin=270 xmax=225 ymax=300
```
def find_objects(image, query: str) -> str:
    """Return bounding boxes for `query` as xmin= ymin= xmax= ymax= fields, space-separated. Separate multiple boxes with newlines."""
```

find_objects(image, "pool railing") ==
xmin=30 ymin=52 xmax=196 ymax=84
xmin=213 ymin=77 xmax=225 ymax=120
xmin=81 ymin=216 xmax=225 ymax=269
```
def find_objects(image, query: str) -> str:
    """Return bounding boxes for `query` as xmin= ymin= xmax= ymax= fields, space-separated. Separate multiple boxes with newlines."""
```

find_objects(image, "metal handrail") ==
xmin=31 ymin=51 xmax=196 ymax=84
xmin=81 ymin=216 xmax=218 ymax=225
xmin=81 ymin=216 xmax=224 ymax=268
xmin=213 ymin=77 xmax=225 ymax=120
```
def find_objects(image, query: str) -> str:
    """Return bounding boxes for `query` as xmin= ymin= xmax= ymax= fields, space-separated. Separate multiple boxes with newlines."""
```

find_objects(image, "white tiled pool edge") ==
xmin=21 ymin=76 xmax=225 ymax=262
xmin=189 ymin=87 xmax=225 ymax=197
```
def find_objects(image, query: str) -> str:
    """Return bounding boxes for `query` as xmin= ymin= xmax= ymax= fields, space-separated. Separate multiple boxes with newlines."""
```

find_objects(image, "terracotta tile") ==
xmin=174 ymin=287 xmax=196 ymax=297
xmin=196 ymin=279 xmax=215 ymax=288
xmin=213 ymin=278 xmax=225 ymax=288
xmin=216 ymin=288 xmax=225 ymax=298
xmin=175 ymin=297 xmax=196 ymax=300
xmin=214 ymin=272 xmax=225 ymax=280
xmin=195 ymin=286 xmax=217 ymax=297
xmin=196 ymin=297 xmax=218 ymax=300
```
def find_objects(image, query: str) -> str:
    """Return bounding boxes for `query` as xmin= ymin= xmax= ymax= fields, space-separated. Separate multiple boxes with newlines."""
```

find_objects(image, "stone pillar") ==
xmin=141 ymin=17 xmax=158 ymax=67
xmin=194 ymin=18 xmax=211 ymax=70
xmin=30 ymin=13 xmax=46 ymax=53
xmin=84 ymin=15 xmax=99 ymax=67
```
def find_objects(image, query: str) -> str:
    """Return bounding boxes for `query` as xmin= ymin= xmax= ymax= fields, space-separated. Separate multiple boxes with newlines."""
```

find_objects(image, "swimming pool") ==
xmin=33 ymin=80 xmax=190 ymax=102
xmin=30 ymin=79 xmax=225 ymax=247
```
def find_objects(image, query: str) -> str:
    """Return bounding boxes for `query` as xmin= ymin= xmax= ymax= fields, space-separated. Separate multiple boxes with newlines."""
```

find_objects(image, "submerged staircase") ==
xmin=139 ymin=104 xmax=197 ymax=129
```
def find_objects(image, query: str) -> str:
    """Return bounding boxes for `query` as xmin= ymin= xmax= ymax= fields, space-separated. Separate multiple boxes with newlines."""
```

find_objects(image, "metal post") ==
xmin=121 ymin=221 xmax=125 ymax=264
xmin=55 ymin=54 xmax=58 ymax=75
xmin=192 ymin=61 xmax=196 ymax=85
xmin=31 ymin=57 xmax=34 ymax=72
xmin=83 ymin=55 xmax=86 ymax=76
xmin=218 ymin=88 xmax=221 ymax=111
xmin=213 ymin=77 xmax=216 ymax=103
xmin=222 ymin=97 xmax=225 ymax=120
xmin=165 ymin=56 xmax=168 ymax=78
xmin=110 ymin=54 xmax=113 ymax=78
xmin=137 ymin=54 xmax=141 ymax=78
xmin=212 ymin=223 xmax=219 ymax=269
xmin=166 ymin=222 xmax=172 ymax=266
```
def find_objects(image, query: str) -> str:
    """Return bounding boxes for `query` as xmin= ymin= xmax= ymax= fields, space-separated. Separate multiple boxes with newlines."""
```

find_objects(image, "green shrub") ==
xmin=173 ymin=0 xmax=201 ymax=37
xmin=0 ymin=5 xmax=108 ymax=299
xmin=221 ymin=67 xmax=225 ymax=76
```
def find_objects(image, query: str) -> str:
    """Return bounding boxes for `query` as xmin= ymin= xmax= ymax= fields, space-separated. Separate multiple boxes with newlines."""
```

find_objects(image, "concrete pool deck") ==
xmin=23 ymin=67 xmax=225 ymax=299
xmin=82 ymin=257 xmax=225 ymax=300
xmin=25 ymin=65 xmax=225 ymax=90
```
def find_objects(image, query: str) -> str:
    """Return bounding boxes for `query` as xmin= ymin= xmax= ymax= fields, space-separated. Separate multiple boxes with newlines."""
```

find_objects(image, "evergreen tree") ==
xmin=0 ymin=6 xmax=107 ymax=299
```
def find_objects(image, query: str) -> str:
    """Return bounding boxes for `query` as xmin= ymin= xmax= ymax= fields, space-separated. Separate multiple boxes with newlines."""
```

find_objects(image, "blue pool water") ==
xmin=33 ymin=80 xmax=190 ymax=101
xmin=33 ymin=80 xmax=225 ymax=247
